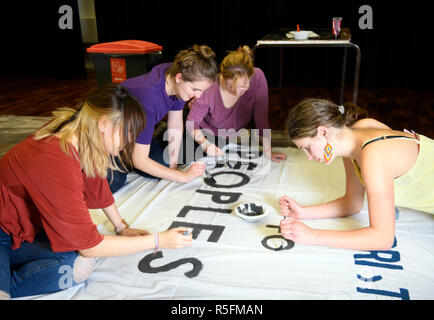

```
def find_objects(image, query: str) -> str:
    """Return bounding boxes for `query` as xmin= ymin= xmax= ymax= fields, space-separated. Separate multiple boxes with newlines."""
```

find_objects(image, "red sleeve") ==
xmin=83 ymin=174 xmax=114 ymax=209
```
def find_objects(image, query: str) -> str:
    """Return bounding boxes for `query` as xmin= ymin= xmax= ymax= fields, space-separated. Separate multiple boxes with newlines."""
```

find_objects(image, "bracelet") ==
xmin=114 ymin=218 xmax=129 ymax=235
xmin=200 ymin=139 xmax=211 ymax=151
xmin=153 ymin=233 xmax=159 ymax=255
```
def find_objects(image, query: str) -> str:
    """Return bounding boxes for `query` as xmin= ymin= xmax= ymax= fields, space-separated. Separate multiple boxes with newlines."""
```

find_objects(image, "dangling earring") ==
xmin=324 ymin=143 xmax=333 ymax=163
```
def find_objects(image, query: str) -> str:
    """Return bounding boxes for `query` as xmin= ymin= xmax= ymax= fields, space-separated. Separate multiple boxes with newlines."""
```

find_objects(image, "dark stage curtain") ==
xmin=94 ymin=0 xmax=432 ymax=90
xmin=0 ymin=0 xmax=86 ymax=78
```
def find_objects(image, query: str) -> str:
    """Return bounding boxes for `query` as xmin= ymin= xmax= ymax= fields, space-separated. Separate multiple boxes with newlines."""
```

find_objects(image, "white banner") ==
xmin=23 ymin=145 xmax=434 ymax=300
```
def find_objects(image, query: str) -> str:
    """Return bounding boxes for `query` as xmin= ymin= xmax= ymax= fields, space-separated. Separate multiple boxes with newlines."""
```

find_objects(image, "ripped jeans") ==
xmin=0 ymin=227 xmax=93 ymax=298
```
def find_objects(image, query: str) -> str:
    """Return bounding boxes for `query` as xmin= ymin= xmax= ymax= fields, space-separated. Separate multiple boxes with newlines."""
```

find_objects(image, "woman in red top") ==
xmin=0 ymin=84 xmax=192 ymax=299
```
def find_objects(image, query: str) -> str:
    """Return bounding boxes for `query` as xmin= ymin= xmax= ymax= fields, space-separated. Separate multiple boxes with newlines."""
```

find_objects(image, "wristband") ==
xmin=153 ymin=233 xmax=159 ymax=255
xmin=114 ymin=218 xmax=129 ymax=235
xmin=200 ymin=140 xmax=211 ymax=151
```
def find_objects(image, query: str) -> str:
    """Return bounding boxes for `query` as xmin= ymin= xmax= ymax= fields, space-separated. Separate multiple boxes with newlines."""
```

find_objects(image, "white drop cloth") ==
xmin=20 ymin=144 xmax=434 ymax=300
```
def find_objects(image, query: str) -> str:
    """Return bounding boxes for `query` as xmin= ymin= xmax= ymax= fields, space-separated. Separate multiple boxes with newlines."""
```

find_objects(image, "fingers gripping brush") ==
xmin=204 ymin=169 xmax=217 ymax=184
xmin=224 ymin=154 xmax=232 ymax=168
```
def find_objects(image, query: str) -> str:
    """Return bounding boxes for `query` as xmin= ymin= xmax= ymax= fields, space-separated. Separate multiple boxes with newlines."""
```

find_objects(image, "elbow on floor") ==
xmin=374 ymin=236 xmax=395 ymax=251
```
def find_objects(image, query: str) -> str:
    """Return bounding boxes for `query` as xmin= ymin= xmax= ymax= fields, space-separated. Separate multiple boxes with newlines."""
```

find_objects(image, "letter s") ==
xmin=138 ymin=251 xmax=203 ymax=278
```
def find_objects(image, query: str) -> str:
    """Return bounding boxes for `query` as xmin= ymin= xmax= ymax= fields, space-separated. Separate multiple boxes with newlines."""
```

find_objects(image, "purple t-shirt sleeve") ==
xmin=136 ymin=110 xmax=157 ymax=145
xmin=121 ymin=63 xmax=185 ymax=145
xmin=169 ymin=100 xmax=185 ymax=111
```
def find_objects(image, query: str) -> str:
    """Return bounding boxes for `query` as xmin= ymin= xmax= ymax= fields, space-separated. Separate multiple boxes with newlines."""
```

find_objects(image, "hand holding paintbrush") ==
xmin=201 ymin=152 xmax=234 ymax=184
xmin=223 ymin=154 xmax=233 ymax=168
xmin=204 ymin=168 xmax=217 ymax=184
xmin=183 ymin=161 xmax=207 ymax=182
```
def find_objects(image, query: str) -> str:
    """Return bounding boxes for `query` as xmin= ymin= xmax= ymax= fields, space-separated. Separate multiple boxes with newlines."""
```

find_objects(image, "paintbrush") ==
xmin=274 ymin=216 xmax=289 ymax=250
xmin=204 ymin=169 xmax=217 ymax=184
xmin=223 ymin=154 xmax=232 ymax=168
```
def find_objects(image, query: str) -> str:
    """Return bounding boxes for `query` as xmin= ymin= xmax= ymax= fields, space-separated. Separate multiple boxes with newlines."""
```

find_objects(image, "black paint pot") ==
xmin=234 ymin=202 xmax=269 ymax=222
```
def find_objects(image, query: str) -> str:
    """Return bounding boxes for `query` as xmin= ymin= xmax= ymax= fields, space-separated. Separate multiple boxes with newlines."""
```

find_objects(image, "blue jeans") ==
xmin=107 ymin=138 xmax=169 ymax=193
xmin=0 ymin=227 xmax=79 ymax=298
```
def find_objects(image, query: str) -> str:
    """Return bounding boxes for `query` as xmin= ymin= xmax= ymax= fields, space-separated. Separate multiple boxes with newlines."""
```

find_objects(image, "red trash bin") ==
xmin=87 ymin=40 xmax=163 ymax=87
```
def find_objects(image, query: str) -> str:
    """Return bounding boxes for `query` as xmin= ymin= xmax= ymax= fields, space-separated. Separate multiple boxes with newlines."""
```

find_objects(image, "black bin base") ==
xmin=90 ymin=51 xmax=162 ymax=87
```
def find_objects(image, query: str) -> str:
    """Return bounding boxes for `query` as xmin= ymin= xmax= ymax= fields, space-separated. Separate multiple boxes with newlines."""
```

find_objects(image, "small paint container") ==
xmin=234 ymin=202 xmax=269 ymax=223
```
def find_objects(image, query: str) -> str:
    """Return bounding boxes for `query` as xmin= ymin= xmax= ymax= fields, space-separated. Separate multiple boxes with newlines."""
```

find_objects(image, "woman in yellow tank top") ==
xmin=279 ymin=98 xmax=434 ymax=251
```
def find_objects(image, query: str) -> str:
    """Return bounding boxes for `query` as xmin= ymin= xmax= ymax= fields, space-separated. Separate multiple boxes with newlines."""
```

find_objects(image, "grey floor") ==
xmin=0 ymin=115 xmax=291 ymax=158
xmin=0 ymin=115 xmax=52 ymax=157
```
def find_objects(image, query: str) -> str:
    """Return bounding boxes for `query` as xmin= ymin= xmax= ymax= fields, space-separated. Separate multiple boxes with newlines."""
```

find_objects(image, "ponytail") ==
xmin=236 ymin=45 xmax=254 ymax=61
xmin=338 ymin=102 xmax=369 ymax=127
xmin=286 ymin=98 xmax=369 ymax=140
xmin=166 ymin=44 xmax=218 ymax=82
xmin=220 ymin=45 xmax=255 ymax=81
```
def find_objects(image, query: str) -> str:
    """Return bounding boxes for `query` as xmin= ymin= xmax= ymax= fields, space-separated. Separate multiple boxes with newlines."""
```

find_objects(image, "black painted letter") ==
xmin=138 ymin=251 xmax=202 ymax=278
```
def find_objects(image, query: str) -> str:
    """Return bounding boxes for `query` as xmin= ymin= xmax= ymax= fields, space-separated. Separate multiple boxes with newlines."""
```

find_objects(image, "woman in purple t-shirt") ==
xmin=107 ymin=45 xmax=218 ymax=192
xmin=187 ymin=46 xmax=286 ymax=162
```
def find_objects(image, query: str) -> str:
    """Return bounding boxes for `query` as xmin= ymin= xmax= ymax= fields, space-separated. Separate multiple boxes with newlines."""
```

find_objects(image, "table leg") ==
xmin=351 ymin=43 xmax=361 ymax=105
xmin=279 ymin=47 xmax=283 ymax=88
xmin=339 ymin=47 xmax=348 ymax=105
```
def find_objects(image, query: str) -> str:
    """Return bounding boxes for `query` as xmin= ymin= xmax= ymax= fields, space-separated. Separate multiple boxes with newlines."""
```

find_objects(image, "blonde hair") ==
xmin=220 ymin=45 xmax=255 ymax=85
xmin=286 ymin=98 xmax=369 ymax=140
xmin=34 ymin=84 xmax=146 ymax=179
xmin=166 ymin=44 xmax=218 ymax=82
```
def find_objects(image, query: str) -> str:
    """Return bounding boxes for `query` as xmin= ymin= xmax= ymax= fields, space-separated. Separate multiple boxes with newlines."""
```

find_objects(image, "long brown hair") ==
xmin=286 ymin=98 xmax=369 ymax=140
xmin=166 ymin=44 xmax=218 ymax=82
xmin=34 ymin=84 xmax=146 ymax=178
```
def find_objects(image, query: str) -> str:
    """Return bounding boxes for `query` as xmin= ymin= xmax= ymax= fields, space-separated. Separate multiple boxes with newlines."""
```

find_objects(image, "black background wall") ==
xmin=0 ymin=0 xmax=86 ymax=78
xmin=93 ymin=0 xmax=432 ymax=90
xmin=1 ymin=0 xmax=432 ymax=91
